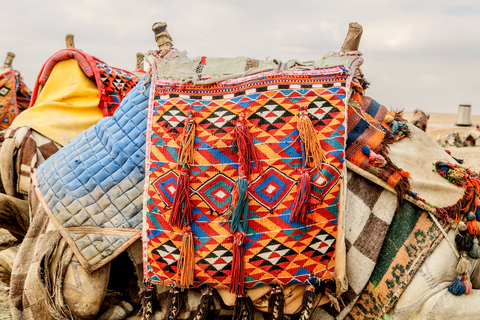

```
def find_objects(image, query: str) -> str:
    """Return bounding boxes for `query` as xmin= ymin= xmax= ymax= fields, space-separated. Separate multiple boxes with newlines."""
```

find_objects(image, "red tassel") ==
xmin=230 ymin=231 xmax=245 ymax=296
xmin=177 ymin=226 xmax=194 ymax=289
xmin=290 ymin=168 xmax=311 ymax=224
xmin=170 ymin=168 xmax=192 ymax=229
xmin=235 ymin=112 xmax=261 ymax=179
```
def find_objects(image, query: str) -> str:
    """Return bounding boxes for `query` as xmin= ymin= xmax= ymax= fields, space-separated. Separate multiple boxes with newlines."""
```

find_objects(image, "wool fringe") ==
xmin=230 ymin=231 xmax=245 ymax=296
xmin=140 ymin=281 xmax=159 ymax=320
xmin=162 ymin=286 xmax=183 ymax=320
xmin=267 ymin=285 xmax=285 ymax=320
xmin=290 ymin=168 xmax=311 ymax=224
xmin=371 ymin=133 xmax=411 ymax=209
xmin=290 ymin=277 xmax=324 ymax=320
xmin=192 ymin=286 xmax=214 ymax=320
xmin=233 ymin=295 xmax=254 ymax=320
xmin=177 ymin=227 xmax=194 ymax=289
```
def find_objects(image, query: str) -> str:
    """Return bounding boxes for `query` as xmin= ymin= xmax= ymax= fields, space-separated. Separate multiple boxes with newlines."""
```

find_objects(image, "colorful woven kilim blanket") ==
xmin=0 ymin=68 xmax=31 ymax=130
xmin=143 ymin=56 xmax=360 ymax=296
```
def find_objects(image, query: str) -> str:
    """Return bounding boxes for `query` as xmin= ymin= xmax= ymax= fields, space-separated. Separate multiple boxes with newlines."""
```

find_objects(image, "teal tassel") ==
xmin=226 ymin=176 xmax=249 ymax=233
xmin=448 ymin=275 xmax=466 ymax=296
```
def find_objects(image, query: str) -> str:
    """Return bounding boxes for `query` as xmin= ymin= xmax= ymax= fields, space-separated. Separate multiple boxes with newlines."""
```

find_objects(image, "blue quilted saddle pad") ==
xmin=35 ymin=82 xmax=150 ymax=272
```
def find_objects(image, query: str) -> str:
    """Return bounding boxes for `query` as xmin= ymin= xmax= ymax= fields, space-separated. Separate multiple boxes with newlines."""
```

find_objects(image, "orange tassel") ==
xmin=178 ymin=110 xmax=196 ymax=168
xmin=177 ymin=226 xmax=194 ymax=289
xmin=297 ymin=106 xmax=324 ymax=169
xmin=235 ymin=112 xmax=261 ymax=179
xmin=230 ymin=231 xmax=245 ymax=296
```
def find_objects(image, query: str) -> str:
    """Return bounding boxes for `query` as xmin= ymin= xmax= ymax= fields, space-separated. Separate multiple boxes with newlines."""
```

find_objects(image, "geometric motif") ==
xmin=249 ymin=167 xmax=295 ymax=211
xmin=145 ymin=68 xmax=349 ymax=290
xmin=196 ymin=173 xmax=235 ymax=214
xmin=156 ymin=105 xmax=187 ymax=137
xmin=198 ymin=107 xmax=237 ymax=138
xmin=152 ymin=171 xmax=179 ymax=207
xmin=310 ymin=163 xmax=341 ymax=202
xmin=0 ymin=86 xmax=10 ymax=97
xmin=248 ymin=100 xmax=295 ymax=133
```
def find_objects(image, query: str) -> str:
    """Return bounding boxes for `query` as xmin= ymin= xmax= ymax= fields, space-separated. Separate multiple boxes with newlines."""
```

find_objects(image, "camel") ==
xmin=411 ymin=109 xmax=430 ymax=132
xmin=3 ymin=22 xmax=479 ymax=320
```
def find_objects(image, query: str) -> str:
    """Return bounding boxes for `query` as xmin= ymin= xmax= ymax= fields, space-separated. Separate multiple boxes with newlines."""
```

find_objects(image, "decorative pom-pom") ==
xmin=458 ymin=221 xmax=468 ymax=232
xmin=467 ymin=220 xmax=480 ymax=236
xmin=463 ymin=275 xmax=472 ymax=295
xmin=456 ymin=253 xmax=472 ymax=275
xmin=361 ymin=145 xmax=387 ymax=167
xmin=470 ymin=237 xmax=480 ymax=259
xmin=362 ymin=145 xmax=371 ymax=155
xmin=455 ymin=230 xmax=473 ymax=252
xmin=448 ymin=275 xmax=466 ymax=296
xmin=384 ymin=114 xmax=394 ymax=124
xmin=467 ymin=211 xmax=476 ymax=221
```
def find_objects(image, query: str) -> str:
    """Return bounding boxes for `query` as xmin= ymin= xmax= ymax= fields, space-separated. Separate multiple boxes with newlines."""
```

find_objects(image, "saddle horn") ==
xmin=3 ymin=52 xmax=15 ymax=68
xmin=341 ymin=22 xmax=363 ymax=52
xmin=152 ymin=22 xmax=174 ymax=56
xmin=136 ymin=53 xmax=145 ymax=71
xmin=65 ymin=34 xmax=75 ymax=49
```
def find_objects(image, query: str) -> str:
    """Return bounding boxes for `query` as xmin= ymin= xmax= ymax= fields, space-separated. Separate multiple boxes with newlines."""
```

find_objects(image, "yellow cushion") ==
xmin=11 ymin=59 xmax=102 ymax=146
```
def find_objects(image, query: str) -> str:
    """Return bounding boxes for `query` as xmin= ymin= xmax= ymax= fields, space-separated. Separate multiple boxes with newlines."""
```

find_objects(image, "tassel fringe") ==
xmin=267 ymin=285 xmax=285 ymax=320
xmin=233 ymin=295 xmax=254 ymax=320
xmin=448 ymin=275 xmax=466 ymax=296
xmin=297 ymin=106 xmax=325 ymax=169
xmin=230 ymin=231 xmax=246 ymax=296
xmin=170 ymin=168 xmax=192 ymax=229
xmin=291 ymin=277 xmax=323 ymax=320
xmin=192 ymin=286 xmax=214 ymax=320
xmin=141 ymin=281 xmax=158 ymax=320
xmin=290 ymin=168 xmax=311 ymax=224
xmin=162 ymin=286 xmax=183 ymax=320
xmin=177 ymin=227 xmax=194 ymax=289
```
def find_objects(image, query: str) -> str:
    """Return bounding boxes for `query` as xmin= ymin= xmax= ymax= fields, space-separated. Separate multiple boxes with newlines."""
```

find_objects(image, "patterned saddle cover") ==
xmin=33 ymin=82 xmax=151 ymax=272
xmin=0 ymin=67 xmax=31 ymax=130
xmin=143 ymin=51 xmax=363 ymax=294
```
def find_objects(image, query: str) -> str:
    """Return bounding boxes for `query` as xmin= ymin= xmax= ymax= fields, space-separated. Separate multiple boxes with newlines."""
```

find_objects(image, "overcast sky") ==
xmin=2 ymin=1 xmax=479 ymax=115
